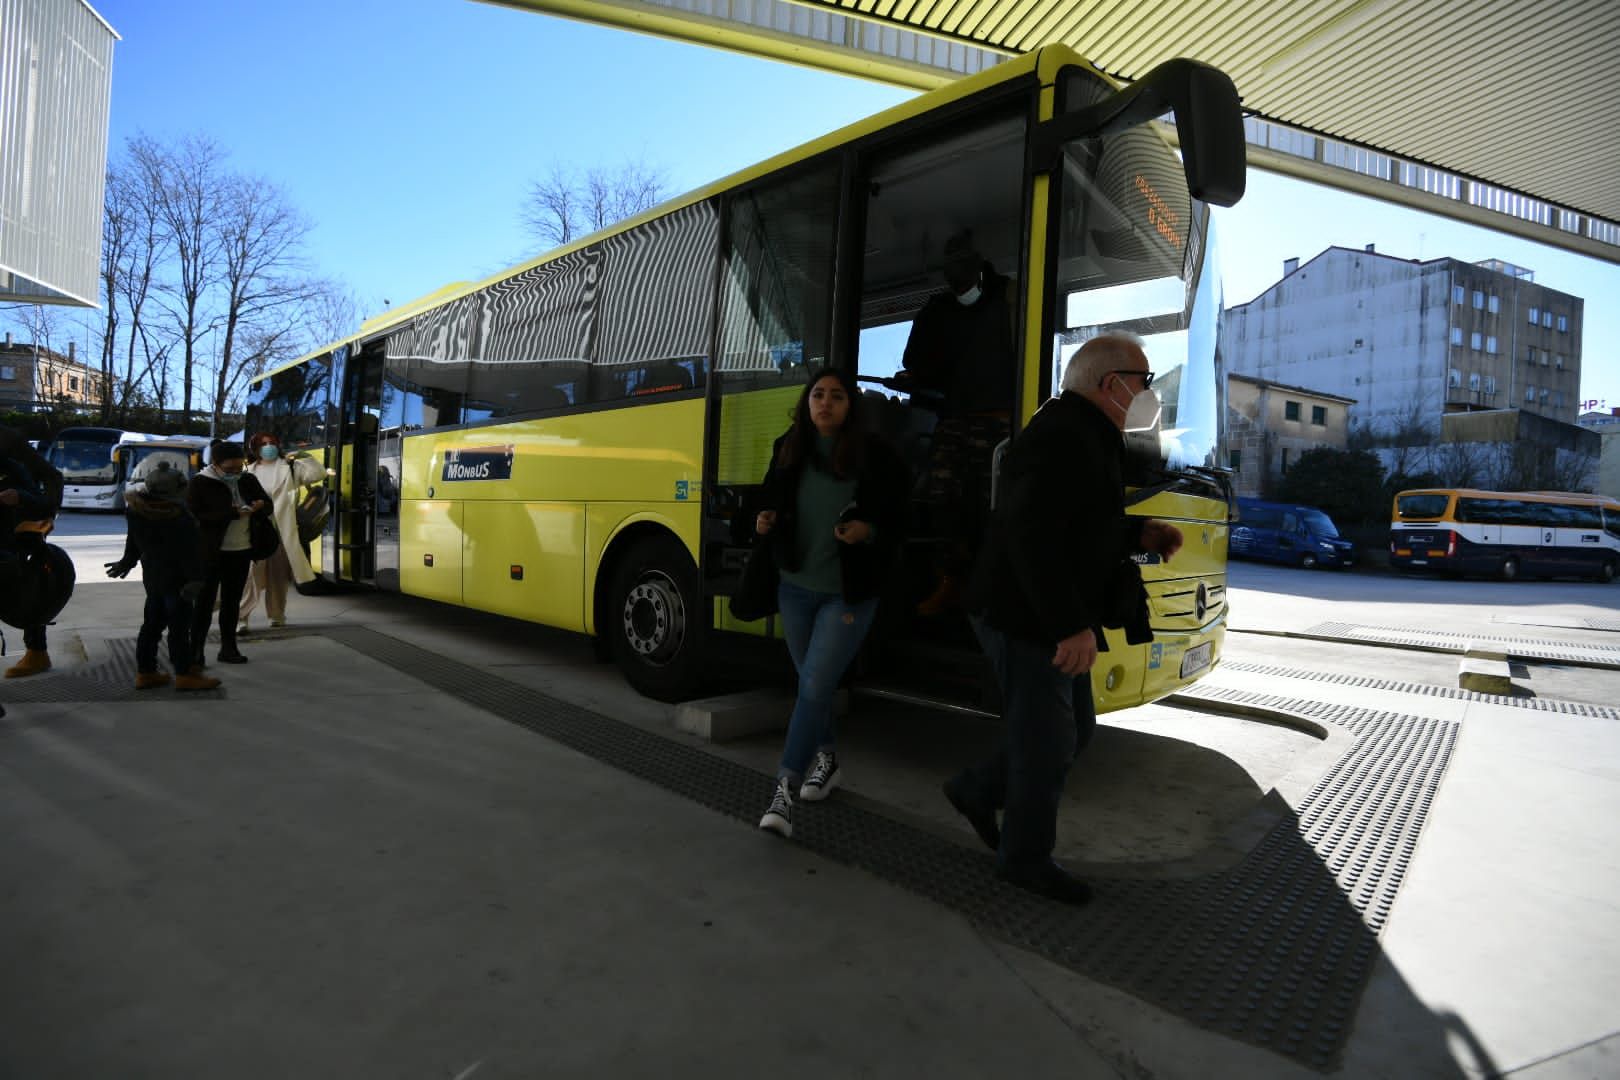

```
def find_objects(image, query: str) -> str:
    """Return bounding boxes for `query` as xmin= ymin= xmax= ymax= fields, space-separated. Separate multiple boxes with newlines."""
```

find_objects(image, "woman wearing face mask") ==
xmin=186 ymin=441 xmax=273 ymax=665
xmin=240 ymin=432 xmax=331 ymax=633
xmin=752 ymin=368 xmax=910 ymax=839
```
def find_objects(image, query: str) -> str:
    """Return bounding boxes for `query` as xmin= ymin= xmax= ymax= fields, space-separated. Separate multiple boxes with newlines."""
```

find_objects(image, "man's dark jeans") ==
xmin=958 ymin=617 xmax=1097 ymax=871
xmin=22 ymin=623 xmax=46 ymax=651
xmin=138 ymin=591 xmax=193 ymax=673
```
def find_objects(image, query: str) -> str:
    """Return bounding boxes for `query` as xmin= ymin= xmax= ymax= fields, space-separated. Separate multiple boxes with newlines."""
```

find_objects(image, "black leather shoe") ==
xmin=998 ymin=860 xmax=1093 ymax=906
xmin=943 ymin=775 xmax=1001 ymax=852
xmin=217 ymin=651 xmax=248 ymax=665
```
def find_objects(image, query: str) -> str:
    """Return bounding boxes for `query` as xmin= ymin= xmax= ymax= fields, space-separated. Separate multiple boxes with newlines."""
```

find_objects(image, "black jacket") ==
xmin=187 ymin=471 xmax=272 ymax=562
xmin=756 ymin=432 xmax=910 ymax=605
xmin=968 ymin=392 xmax=1150 ymax=647
xmin=118 ymin=493 xmax=205 ymax=596
xmin=900 ymin=265 xmax=1017 ymax=416
xmin=0 ymin=427 xmax=63 ymax=539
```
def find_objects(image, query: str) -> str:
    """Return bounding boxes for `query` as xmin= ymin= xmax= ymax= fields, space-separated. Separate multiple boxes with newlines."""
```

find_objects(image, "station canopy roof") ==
xmin=486 ymin=0 xmax=1620 ymax=263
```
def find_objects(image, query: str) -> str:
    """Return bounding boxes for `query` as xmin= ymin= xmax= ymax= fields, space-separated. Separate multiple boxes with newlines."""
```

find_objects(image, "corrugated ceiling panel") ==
xmin=790 ymin=0 xmax=1620 ymax=224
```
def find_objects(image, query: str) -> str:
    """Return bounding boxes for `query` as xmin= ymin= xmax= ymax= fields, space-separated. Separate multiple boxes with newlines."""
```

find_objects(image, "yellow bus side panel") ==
xmin=463 ymin=502 xmax=587 ymax=630
xmin=400 ymin=500 xmax=466 ymax=605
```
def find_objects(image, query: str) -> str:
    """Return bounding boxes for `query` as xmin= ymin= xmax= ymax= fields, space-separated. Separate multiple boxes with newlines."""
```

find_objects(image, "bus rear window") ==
xmin=1397 ymin=494 xmax=1450 ymax=519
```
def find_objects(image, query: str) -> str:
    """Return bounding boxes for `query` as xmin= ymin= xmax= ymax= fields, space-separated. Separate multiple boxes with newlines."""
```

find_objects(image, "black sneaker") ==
xmin=998 ymin=860 xmax=1093 ymax=906
xmin=943 ymin=774 xmax=1001 ymax=852
xmin=798 ymin=751 xmax=841 ymax=802
xmin=758 ymin=779 xmax=793 ymax=838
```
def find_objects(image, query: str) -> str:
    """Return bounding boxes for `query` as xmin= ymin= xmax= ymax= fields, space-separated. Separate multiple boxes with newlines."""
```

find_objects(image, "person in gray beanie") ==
xmin=105 ymin=461 xmax=221 ymax=691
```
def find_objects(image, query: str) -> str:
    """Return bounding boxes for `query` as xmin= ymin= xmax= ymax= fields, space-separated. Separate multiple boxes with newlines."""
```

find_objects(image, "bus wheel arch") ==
xmin=596 ymin=525 xmax=705 ymax=701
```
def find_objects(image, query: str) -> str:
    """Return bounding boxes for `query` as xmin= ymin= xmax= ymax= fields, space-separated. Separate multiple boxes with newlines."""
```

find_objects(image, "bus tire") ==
xmin=605 ymin=533 xmax=704 ymax=702
xmin=1499 ymin=556 xmax=1519 ymax=582
xmin=1600 ymin=558 xmax=1617 ymax=583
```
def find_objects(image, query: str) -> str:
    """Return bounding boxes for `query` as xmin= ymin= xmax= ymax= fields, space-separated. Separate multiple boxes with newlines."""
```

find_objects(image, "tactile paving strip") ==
xmin=1303 ymin=621 xmax=1620 ymax=668
xmin=316 ymin=625 xmax=1452 ymax=1071
xmin=1216 ymin=659 xmax=1620 ymax=720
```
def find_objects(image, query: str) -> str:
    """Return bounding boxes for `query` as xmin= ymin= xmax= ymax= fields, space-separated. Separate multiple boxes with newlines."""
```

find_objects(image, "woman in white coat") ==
xmin=240 ymin=431 xmax=330 ymax=631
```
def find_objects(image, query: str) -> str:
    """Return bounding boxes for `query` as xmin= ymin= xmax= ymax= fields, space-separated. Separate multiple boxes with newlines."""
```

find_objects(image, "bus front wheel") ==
xmin=605 ymin=534 xmax=705 ymax=702
xmin=1600 ymin=558 xmax=1617 ymax=583
xmin=1500 ymin=556 xmax=1519 ymax=582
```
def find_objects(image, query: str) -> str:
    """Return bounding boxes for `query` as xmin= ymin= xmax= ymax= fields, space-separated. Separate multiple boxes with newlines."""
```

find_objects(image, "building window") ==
xmin=1557 ymin=314 xmax=1568 ymax=332
xmin=1228 ymin=449 xmax=1241 ymax=470
xmin=1528 ymin=306 xmax=1540 ymax=324
xmin=1525 ymin=385 xmax=1536 ymax=402
xmin=1525 ymin=346 xmax=1536 ymax=365
xmin=1450 ymin=327 xmax=1463 ymax=346
xmin=1310 ymin=405 xmax=1326 ymax=425
xmin=1486 ymin=336 xmax=1498 ymax=354
xmin=1542 ymin=311 xmax=1553 ymax=328
xmin=1484 ymin=376 xmax=1496 ymax=394
xmin=1468 ymin=372 xmax=1481 ymax=391
xmin=1555 ymin=354 xmax=1564 ymax=369
xmin=1488 ymin=294 xmax=1500 ymax=313
xmin=1541 ymin=351 xmax=1550 ymax=366
xmin=1470 ymin=331 xmax=1482 ymax=351
xmin=1540 ymin=388 xmax=1550 ymax=403
xmin=1554 ymin=391 xmax=1564 ymax=407
xmin=1353 ymin=337 xmax=1364 ymax=348
xmin=1472 ymin=289 xmax=1484 ymax=309
xmin=1453 ymin=284 xmax=1466 ymax=305
xmin=1284 ymin=400 xmax=1301 ymax=421
xmin=0 ymin=365 xmax=12 ymax=381
xmin=1449 ymin=368 xmax=1462 ymax=388
xmin=69 ymin=376 xmax=79 ymax=391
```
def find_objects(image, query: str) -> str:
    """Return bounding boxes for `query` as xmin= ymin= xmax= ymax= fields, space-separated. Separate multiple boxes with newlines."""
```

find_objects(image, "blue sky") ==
xmin=73 ymin=0 xmax=1620 ymax=409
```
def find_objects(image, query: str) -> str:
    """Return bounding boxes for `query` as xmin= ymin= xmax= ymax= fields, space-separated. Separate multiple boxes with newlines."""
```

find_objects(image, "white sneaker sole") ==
xmin=758 ymin=810 xmax=792 ymax=838
xmin=798 ymin=769 xmax=841 ymax=802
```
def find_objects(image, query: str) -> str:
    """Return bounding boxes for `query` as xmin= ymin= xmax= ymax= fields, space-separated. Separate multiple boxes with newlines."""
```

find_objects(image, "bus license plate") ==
xmin=1180 ymin=642 xmax=1213 ymax=678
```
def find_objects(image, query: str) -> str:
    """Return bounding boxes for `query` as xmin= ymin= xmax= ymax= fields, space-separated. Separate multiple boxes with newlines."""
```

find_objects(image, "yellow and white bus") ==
xmin=246 ymin=45 xmax=1244 ymax=704
xmin=1390 ymin=488 xmax=1620 ymax=581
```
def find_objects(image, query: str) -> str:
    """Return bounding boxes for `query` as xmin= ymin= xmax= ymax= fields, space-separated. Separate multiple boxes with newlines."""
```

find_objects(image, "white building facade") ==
xmin=1223 ymin=246 xmax=1584 ymax=441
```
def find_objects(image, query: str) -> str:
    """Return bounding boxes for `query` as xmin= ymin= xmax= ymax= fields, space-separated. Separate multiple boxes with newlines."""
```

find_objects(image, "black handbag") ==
xmin=296 ymin=484 xmax=329 ymax=544
xmin=728 ymin=540 xmax=780 ymax=621
xmin=248 ymin=513 xmax=281 ymax=561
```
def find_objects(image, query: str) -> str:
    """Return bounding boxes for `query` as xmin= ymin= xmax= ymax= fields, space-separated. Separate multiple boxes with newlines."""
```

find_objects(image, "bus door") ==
xmin=325 ymin=342 xmax=384 ymax=584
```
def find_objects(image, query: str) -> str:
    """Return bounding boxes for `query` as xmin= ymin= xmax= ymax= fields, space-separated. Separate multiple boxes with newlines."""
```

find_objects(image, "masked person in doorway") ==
xmin=896 ymin=230 xmax=1017 ymax=615
xmin=239 ymin=432 xmax=332 ymax=633
xmin=187 ymin=441 xmax=272 ymax=666
xmin=944 ymin=332 xmax=1182 ymax=905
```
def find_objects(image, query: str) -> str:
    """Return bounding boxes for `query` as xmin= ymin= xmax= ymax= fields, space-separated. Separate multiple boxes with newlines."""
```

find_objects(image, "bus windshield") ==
xmin=1397 ymin=493 xmax=1451 ymax=519
xmin=1051 ymin=81 xmax=1219 ymax=480
xmin=47 ymin=437 xmax=118 ymax=485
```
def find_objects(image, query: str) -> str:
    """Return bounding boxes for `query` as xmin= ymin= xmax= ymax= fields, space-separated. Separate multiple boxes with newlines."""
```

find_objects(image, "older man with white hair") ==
xmin=944 ymin=331 xmax=1183 ymax=905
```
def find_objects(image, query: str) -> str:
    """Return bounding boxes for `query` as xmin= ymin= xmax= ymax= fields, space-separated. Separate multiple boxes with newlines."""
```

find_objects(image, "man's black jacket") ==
xmin=900 ymin=265 xmax=1016 ymax=417
xmin=117 ymin=492 xmax=205 ymax=596
xmin=967 ymin=391 xmax=1149 ymax=647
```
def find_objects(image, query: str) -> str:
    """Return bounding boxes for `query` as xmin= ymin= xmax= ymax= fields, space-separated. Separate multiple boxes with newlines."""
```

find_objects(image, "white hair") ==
xmin=1060 ymin=331 xmax=1148 ymax=394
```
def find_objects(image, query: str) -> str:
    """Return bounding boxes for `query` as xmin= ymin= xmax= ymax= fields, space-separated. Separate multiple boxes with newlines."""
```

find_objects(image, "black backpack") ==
xmin=0 ymin=534 xmax=76 ymax=631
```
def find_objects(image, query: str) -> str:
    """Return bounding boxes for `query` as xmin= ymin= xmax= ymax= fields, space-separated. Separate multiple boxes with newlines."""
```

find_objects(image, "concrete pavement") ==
xmin=3 ymin=523 xmax=1619 ymax=1078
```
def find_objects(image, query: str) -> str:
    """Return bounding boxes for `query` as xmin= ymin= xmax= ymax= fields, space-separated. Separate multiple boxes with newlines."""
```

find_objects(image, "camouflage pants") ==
xmin=923 ymin=414 xmax=1011 ymax=574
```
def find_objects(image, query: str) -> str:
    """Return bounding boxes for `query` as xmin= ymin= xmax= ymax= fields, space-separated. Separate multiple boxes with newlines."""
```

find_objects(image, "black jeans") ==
xmin=956 ymin=617 xmax=1097 ymax=871
xmin=138 ymin=591 xmax=193 ymax=673
xmin=192 ymin=549 xmax=252 ymax=661
xmin=23 ymin=624 xmax=47 ymax=651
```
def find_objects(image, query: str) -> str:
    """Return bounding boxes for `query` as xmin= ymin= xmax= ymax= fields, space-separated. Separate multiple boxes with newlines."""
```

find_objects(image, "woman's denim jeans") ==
xmin=775 ymin=580 xmax=879 ymax=782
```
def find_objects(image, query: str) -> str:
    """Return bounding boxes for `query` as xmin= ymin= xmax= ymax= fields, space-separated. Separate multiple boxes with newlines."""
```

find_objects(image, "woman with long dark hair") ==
xmin=753 ymin=367 xmax=909 ymax=838
xmin=186 ymin=441 xmax=272 ymax=666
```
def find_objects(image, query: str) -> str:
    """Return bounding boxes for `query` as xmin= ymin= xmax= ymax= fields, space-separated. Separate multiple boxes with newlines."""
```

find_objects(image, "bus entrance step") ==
xmin=675 ymin=687 xmax=847 ymax=743
xmin=1458 ymin=657 xmax=1513 ymax=695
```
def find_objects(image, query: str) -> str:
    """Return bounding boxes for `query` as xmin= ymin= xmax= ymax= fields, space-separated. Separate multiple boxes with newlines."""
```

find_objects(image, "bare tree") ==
xmin=208 ymin=172 xmax=314 ymax=428
xmin=132 ymin=134 xmax=226 ymax=427
xmin=520 ymin=160 xmax=669 ymax=249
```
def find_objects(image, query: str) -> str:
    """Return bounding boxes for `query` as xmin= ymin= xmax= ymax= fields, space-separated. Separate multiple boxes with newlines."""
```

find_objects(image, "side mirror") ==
xmin=1032 ymin=58 xmax=1247 ymax=207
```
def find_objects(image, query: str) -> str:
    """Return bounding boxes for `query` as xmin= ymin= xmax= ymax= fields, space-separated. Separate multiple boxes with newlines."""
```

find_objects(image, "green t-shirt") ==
xmin=781 ymin=436 xmax=856 ymax=595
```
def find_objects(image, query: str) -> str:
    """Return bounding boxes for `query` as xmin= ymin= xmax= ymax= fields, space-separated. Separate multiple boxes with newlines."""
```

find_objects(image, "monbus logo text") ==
xmin=442 ymin=446 xmax=514 ymax=482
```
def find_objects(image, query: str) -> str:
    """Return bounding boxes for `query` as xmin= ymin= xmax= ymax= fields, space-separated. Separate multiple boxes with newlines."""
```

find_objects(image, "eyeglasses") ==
xmin=1103 ymin=369 xmax=1156 ymax=389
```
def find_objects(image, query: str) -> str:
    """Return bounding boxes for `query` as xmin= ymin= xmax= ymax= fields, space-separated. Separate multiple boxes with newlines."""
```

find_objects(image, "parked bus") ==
xmin=38 ymin=427 xmax=145 ymax=511
xmin=245 ymin=46 xmax=1245 ymax=704
xmin=1390 ymin=488 xmax=1620 ymax=581
xmin=112 ymin=434 xmax=212 ymax=504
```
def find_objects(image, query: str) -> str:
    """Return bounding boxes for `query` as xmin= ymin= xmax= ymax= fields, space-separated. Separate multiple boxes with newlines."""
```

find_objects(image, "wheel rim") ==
xmin=1302 ymin=555 xmax=1316 ymax=569
xmin=621 ymin=570 xmax=686 ymax=666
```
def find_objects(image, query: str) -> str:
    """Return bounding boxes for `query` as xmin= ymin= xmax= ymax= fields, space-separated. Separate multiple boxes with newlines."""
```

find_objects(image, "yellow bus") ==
xmin=246 ymin=45 xmax=1245 ymax=705
xmin=1390 ymin=488 xmax=1620 ymax=581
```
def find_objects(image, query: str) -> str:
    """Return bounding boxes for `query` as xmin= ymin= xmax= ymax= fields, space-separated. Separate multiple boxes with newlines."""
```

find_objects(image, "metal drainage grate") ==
xmin=1217 ymin=659 xmax=1620 ymax=720
xmin=1303 ymin=621 xmax=1620 ymax=668
xmin=318 ymin=626 xmax=1454 ymax=1072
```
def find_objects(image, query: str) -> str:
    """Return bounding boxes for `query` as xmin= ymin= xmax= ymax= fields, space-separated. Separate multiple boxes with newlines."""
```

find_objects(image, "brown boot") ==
xmin=915 ymin=575 xmax=963 ymax=617
xmin=174 ymin=669 xmax=222 ymax=692
xmin=4 ymin=649 xmax=51 ymax=678
xmin=135 ymin=671 xmax=172 ymax=691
